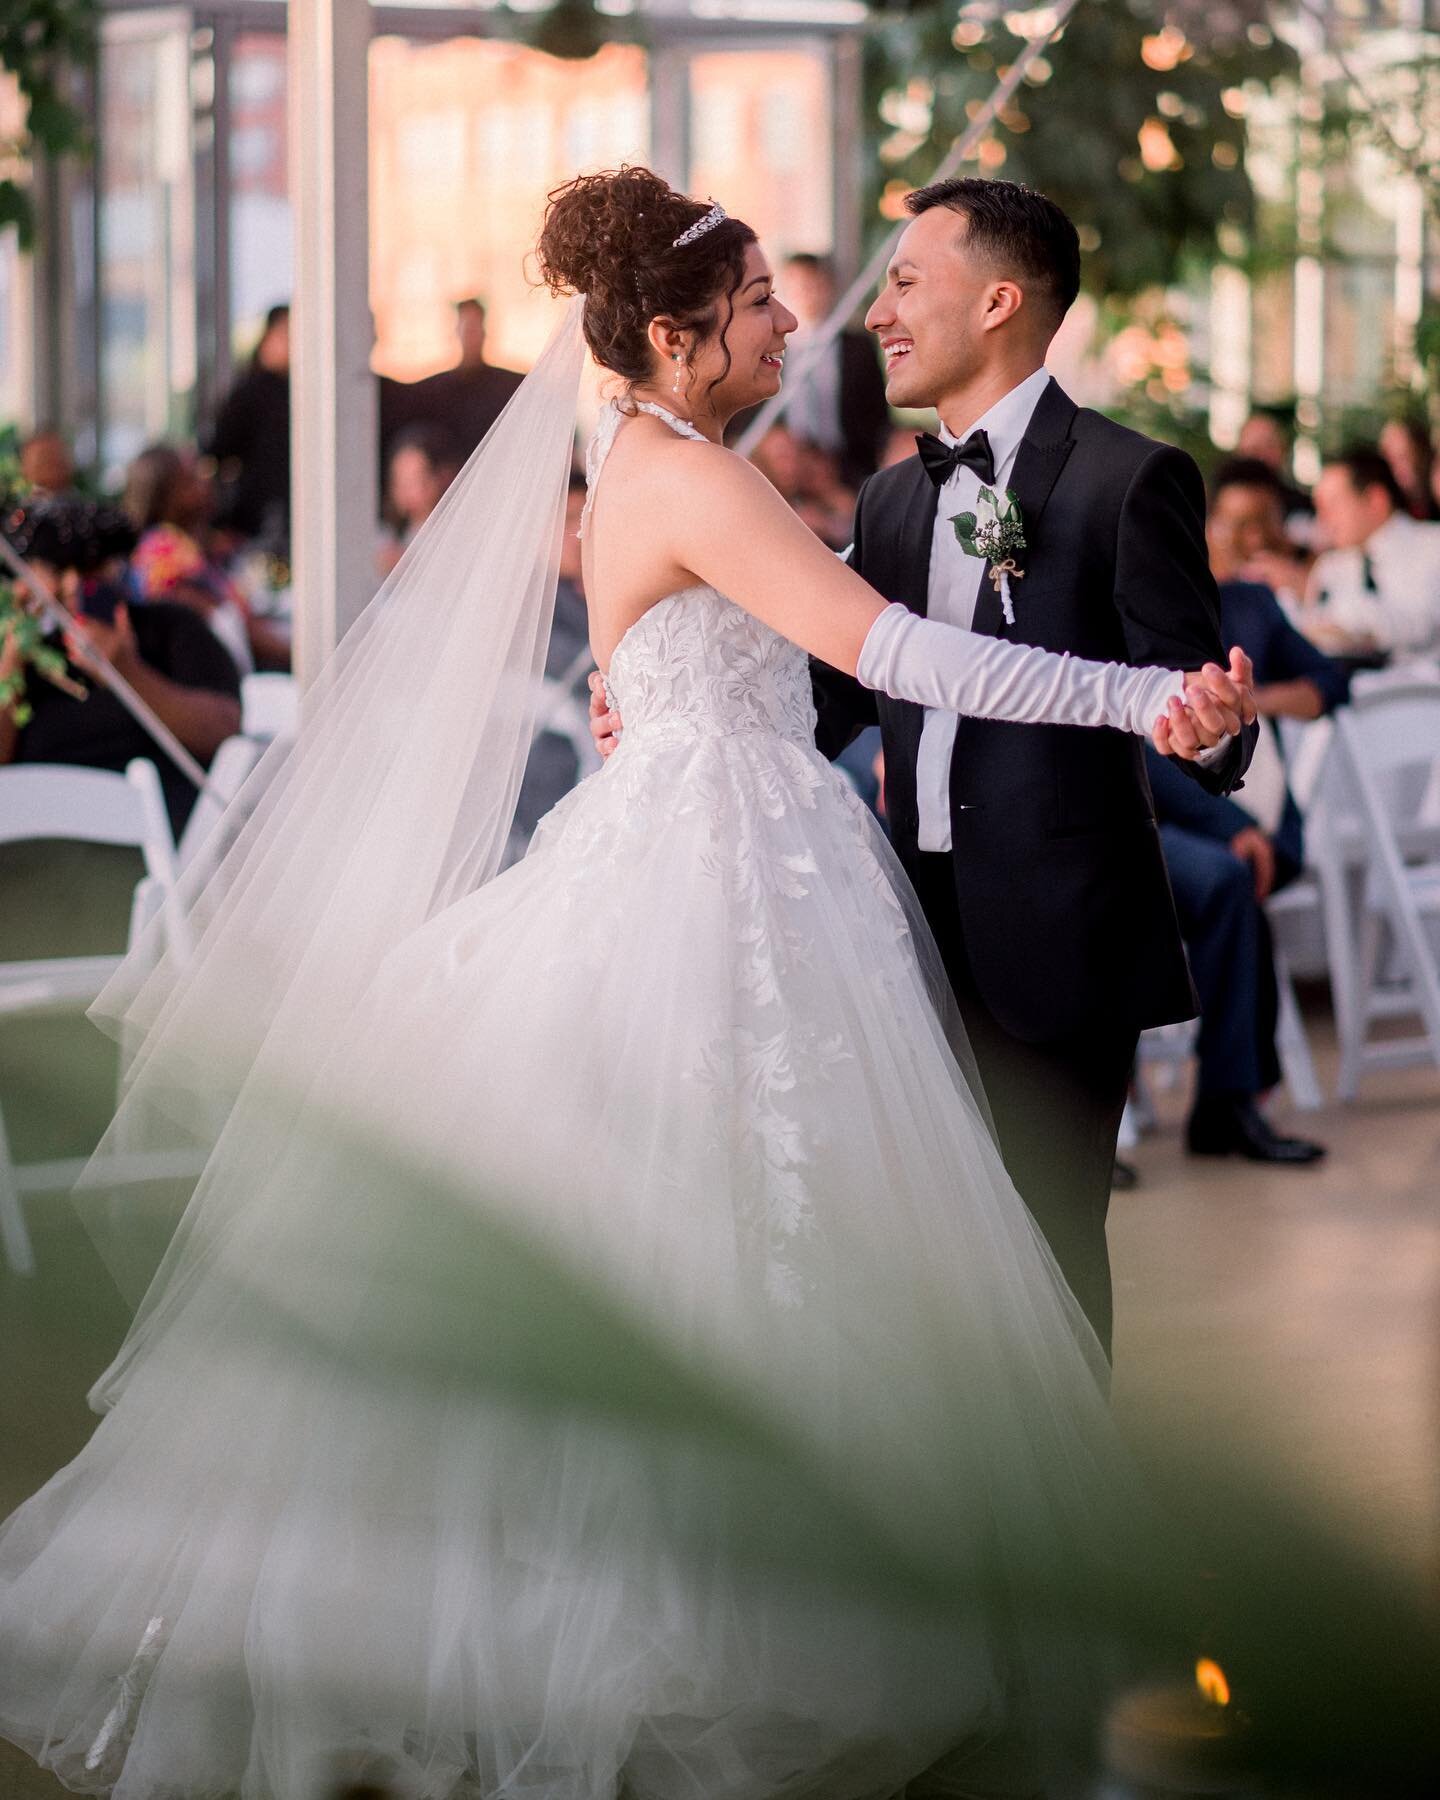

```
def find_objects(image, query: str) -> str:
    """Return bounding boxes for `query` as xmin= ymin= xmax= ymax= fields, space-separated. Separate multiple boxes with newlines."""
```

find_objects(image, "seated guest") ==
xmin=123 ymin=444 xmax=290 ymax=673
xmin=1304 ymin=447 xmax=1440 ymax=658
xmin=1146 ymin=563 xmax=1348 ymax=1164
xmin=1379 ymin=416 xmax=1439 ymax=522
xmin=0 ymin=497 xmax=241 ymax=834
xmin=1208 ymin=457 xmax=1312 ymax=602
xmin=508 ymin=472 xmax=596 ymax=861
xmin=793 ymin=438 xmax=857 ymax=552
xmin=18 ymin=429 xmax=78 ymax=500
xmin=377 ymin=424 xmax=463 ymax=582
xmin=1236 ymin=408 xmax=1315 ymax=539
xmin=749 ymin=425 xmax=855 ymax=551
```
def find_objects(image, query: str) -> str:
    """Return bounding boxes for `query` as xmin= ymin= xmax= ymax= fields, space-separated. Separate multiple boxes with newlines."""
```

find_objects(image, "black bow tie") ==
xmin=916 ymin=428 xmax=996 ymax=490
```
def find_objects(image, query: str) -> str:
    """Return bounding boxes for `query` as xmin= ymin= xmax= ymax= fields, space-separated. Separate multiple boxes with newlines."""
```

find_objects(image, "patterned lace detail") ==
xmin=560 ymin=402 xmax=909 ymax=1307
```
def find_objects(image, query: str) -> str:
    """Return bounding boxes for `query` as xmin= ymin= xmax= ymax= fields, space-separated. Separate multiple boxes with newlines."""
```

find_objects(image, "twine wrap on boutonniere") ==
xmin=950 ymin=485 xmax=1027 ymax=626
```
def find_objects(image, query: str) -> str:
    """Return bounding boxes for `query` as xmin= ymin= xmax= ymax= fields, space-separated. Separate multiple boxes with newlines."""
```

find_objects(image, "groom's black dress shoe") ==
xmin=1186 ymin=1096 xmax=1327 ymax=1164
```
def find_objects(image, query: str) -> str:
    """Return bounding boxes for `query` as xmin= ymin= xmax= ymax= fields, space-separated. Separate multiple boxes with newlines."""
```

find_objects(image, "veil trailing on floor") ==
xmin=77 ymin=297 xmax=589 ymax=1346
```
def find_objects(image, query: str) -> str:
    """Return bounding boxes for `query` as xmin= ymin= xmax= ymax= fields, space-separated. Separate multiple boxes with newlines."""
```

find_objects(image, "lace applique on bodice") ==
xmin=584 ymin=401 xmax=816 ymax=749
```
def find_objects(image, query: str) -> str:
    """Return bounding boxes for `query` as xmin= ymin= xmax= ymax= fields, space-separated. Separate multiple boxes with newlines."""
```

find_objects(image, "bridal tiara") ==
xmin=672 ymin=202 xmax=727 ymax=249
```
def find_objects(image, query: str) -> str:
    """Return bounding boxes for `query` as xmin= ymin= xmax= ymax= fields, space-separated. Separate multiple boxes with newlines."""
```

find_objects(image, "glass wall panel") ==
xmin=229 ymin=31 xmax=291 ymax=358
xmin=97 ymin=9 xmax=196 ymax=483
xmin=369 ymin=36 xmax=649 ymax=377
xmin=687 ymin=44 xmax=833 ymax=262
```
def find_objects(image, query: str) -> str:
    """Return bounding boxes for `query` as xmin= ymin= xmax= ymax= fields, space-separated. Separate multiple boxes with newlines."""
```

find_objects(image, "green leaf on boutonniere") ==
xmin=948 ymin=510 xmax=979 ymax=555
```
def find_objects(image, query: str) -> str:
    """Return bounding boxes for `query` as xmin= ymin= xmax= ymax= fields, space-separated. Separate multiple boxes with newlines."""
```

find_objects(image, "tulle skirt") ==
xmin=0 ymin=724 xmax=1173 ymax=1797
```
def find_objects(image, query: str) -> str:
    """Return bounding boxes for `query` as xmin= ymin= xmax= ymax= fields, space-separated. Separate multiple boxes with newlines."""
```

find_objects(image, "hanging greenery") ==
xmin=0 ymin=0 xmax=100 ymax=249
xmin=864 ymin=2 xmax=1296 ymax=298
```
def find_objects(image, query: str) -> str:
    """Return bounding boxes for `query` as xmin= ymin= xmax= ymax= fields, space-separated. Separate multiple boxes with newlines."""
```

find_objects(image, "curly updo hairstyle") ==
xmin=537 ymin=167 xmax=757 ymax=403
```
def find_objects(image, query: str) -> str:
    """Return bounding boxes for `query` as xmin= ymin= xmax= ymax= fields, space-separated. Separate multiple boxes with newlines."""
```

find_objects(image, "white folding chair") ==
xmin=1330 ymin=686 xmax=1440 ymax=1096
xmin=0 ymin=759 xmax=177 ymax=1274
xmin=240 ymin=672 xmax=299 ymax=741
xmin=174 ymin=732 xmax=266 ymax=871
xmin=1264 ymin=901 xmax=1323 ymax=1112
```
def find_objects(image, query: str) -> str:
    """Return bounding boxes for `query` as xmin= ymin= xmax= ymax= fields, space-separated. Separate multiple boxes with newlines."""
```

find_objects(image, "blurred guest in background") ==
xmin=377 ymin=424 xmax=463 ymax=582
xmin=124 ymin=444 xmax=289 ymax=674
xmin=1208 ymin=457 xmax=1312 ymax=602
xmin=1 ymin=497 xmax=241 ymax=833
xmin=879 ymin=424 xmax=923 ymax=471
xmin=1379 ymin=415 xmax=1439 ymax=522
xmin=1145 ymin=510 xmax=1350 ymax=1165
xmin=749 ymin=423 xmax=854 ymax=551
xmin=1304 ymin=446 xmax=1440 ymax=658
xmin=773 ymin=253 xmax=891 ymax=486
xmin=509 ymin=472 xmax=596 ymax=859
xmin=18 ymin=429 xmax=78 ymax=500
xmin=793 ymin=437 xmax=858 ymax=549
xmin=398 ymin=298 xmax=523 ymax=466
xmin=207 ymin=302 xmax=291 ymax=549
xmin=1236 ymin=407 xmax=1314 ymax=536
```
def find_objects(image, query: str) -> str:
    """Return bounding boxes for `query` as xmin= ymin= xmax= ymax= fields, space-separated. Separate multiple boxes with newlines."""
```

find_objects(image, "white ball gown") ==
xmin=0 ymin=401 xmax=1175 ymax=1799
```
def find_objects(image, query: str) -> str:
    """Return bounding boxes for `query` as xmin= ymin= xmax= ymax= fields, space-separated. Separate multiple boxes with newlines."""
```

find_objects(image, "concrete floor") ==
xmin=1 ymin=1008 xmax=1436 ymax=1798
xmin=1111 ymin=1033 xmax=1439 ymax=1590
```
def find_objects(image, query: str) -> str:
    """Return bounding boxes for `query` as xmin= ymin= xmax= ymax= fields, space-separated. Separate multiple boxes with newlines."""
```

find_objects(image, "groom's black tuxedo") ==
xmin=813 ymin=376 xmax=1254 ymax=1354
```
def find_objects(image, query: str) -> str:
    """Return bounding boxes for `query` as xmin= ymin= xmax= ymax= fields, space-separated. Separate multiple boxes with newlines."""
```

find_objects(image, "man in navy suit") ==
xmin=1147 ymin=571 xmax=1348 ymax=1163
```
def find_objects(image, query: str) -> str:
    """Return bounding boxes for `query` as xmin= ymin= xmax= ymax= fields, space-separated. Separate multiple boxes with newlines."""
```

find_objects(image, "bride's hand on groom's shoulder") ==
xmin=588 ymin=671 xmax=622 ymax=759
xmin=1152 ymin=647 xmax=1257 ymax=761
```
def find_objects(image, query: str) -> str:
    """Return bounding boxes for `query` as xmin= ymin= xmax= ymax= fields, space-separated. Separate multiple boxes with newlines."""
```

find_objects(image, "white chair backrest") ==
xmin=0 ymin=760 xmax=176 ymax=886
xmin=1340 ymin=685 xmax=1440 ymax=824
xmin=241 ymin=672 xmax=299 ymax=741
xmin=176 ymin=734 xmax=266 ymax=870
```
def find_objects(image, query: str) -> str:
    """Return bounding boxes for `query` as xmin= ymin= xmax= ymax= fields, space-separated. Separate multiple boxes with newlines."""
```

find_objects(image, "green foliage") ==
xmin=0 ymin=0 xmax=101 ymax=248
xmin=0 ymin=420 xmax=23 ymax=508
xmin=523 ymin=0 xmax=620 ymax=62
xmin=1415 ymin=296 xmax=1440 ymax=399
xmin=0 ymin=421 xmax=79 ymax=728
xmin=0 ymin=584 xmax=78 ymax=727
xmin=863 ymin=1 xmax=1295 ymax=299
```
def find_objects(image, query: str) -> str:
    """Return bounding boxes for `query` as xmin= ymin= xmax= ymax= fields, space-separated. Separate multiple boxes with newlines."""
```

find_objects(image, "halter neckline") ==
xmin=580 ymin=399 xmax=709 ymax=538
xmin=625 ymin=399 xmax=709 ymax=444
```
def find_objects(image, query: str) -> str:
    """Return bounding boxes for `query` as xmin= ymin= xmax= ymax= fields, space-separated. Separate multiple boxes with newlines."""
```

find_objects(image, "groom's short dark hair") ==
xmin=905 ymin=178 xmax=1081 ymax=327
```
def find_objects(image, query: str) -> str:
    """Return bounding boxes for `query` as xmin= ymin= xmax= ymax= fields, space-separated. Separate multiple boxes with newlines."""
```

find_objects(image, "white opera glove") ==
xmin=856 ymin=603 xmax=1187 ymax=737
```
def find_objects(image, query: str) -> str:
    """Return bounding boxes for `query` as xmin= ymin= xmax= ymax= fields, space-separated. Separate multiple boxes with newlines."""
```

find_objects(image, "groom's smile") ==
xmin=865 ymin=200 xmax=1053 ymax=430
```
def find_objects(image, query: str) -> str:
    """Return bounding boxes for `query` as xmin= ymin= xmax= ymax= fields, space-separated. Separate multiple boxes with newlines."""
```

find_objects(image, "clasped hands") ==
xmin=590 ymin=647 xmax=1257 ymax=763
xmin=1156 ymin=647 xmax=1256 ymax=761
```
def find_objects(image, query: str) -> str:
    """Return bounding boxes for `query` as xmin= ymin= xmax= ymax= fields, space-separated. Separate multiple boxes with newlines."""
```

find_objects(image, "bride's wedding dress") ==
xmin=0 ymin=400 xmax=1176 ymax=1799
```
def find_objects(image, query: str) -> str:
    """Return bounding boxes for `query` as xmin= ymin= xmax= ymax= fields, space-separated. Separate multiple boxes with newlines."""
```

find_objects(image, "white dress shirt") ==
xmin=916 ymin=366 xmax=1052 ymax=852
xmin=1308 ymin=512 xmax=1440 ymax=656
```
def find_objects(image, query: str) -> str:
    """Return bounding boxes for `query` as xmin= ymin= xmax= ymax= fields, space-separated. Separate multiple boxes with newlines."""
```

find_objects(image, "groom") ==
xmin=812 ymin=178 xmax=1252 ymax=1357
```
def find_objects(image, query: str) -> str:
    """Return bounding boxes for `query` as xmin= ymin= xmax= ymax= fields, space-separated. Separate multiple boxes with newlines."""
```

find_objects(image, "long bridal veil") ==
xmin=77 ymin=297 xmax=588 ymax=1364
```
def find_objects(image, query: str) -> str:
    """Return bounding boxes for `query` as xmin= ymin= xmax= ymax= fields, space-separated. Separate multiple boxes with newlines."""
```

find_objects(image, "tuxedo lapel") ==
xmin=894 ymin=457 xmax=940 ymax=616
xmin=972 ymin=378 xmax=1077 ymax=638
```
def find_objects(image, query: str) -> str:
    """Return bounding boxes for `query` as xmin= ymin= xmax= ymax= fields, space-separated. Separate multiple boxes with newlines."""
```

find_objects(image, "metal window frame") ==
xmin=61 ymin=1 xmax=862 ymax=464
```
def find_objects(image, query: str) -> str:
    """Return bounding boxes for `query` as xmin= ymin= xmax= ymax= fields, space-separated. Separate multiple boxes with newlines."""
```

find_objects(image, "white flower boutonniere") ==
xmin=950 ymin=486 xmax=1028 ymax=626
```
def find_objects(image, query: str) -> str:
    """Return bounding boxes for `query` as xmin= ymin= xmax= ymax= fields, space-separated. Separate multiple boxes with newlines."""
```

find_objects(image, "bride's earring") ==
xmin=672 ymin=353 xmax=686 ymax=398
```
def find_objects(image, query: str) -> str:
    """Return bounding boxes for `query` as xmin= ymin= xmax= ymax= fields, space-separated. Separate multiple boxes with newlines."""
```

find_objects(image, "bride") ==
xmin=0 ymin=168 xmax=1250 ymax=1799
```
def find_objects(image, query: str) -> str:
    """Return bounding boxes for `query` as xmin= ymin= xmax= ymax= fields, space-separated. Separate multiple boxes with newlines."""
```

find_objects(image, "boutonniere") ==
xmin=950 ymin=486 xmax=1027 ymax=626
